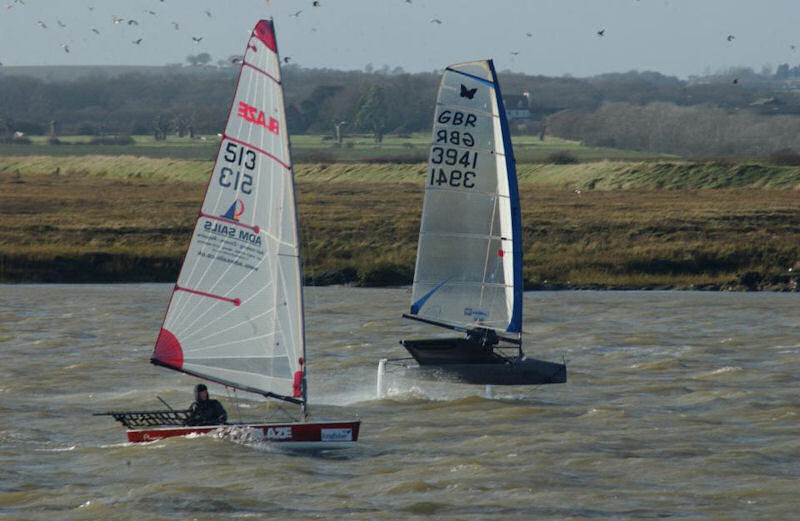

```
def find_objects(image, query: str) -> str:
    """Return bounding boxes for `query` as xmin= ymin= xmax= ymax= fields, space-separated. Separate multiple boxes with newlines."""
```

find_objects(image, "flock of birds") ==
xmin=0 ymin=0 xmax=303 ymax=58
xmin=1 ymin=0 xmax=792 ymax=75
xmin=5 ymin=0 xmax=224 ymax=53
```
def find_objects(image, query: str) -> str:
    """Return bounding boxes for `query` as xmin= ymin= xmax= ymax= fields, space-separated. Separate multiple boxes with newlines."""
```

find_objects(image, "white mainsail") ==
xmin=152 ymin=20 xmax=305 ymax=403
xmin=408 ymin=60 xmax=523 ymax=335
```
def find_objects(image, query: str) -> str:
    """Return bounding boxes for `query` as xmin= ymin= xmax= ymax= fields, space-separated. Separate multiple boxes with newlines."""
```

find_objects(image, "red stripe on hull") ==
xmin=126 ymin=421 xmax=361 ymax=445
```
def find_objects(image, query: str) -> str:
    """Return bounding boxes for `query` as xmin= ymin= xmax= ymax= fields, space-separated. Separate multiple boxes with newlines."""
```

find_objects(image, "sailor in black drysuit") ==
xmin=185 ymin=383 xmax=227 ymax=426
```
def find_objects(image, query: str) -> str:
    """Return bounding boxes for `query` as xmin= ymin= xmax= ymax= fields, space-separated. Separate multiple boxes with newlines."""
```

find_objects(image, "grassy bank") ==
xmin=0 ymin=133 xmax=662 ymax=162
xmin=1 ymin=158 xmax=798 ymax=289
xmin=2 ymin=155 xmax=800 ymax=188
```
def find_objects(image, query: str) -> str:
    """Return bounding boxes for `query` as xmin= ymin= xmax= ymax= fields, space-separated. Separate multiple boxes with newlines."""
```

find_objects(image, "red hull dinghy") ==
xmin=97 ymin=20 xmax=359 ymax=448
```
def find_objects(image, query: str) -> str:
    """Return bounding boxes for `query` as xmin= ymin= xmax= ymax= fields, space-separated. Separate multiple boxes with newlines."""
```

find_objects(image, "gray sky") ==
xmin=1 ymin=0 xmax=798 ymax=78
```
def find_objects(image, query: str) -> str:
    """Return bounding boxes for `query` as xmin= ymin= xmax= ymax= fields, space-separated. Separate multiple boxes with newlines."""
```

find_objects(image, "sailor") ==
xmin=185 ymin=384 xmax=227 ymax=426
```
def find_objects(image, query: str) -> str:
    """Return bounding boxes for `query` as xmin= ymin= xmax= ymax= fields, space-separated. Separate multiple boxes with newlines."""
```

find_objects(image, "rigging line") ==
xmin=224 ymin=134 xmax=291 ymax=171
xmin=424 ymin=186 xmax=502 ymax=197
xmin=242 ymin=61 xmax=280 ymax=86
xmin=419 ymin=230 xmax=511 ymax=241
xmin=444 ymin=66 xmax=496 ymax=87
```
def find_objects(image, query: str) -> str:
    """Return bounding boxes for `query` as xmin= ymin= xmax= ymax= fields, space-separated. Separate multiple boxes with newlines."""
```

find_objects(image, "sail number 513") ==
xmin=219 ymin=142 xmax=256 ymax=194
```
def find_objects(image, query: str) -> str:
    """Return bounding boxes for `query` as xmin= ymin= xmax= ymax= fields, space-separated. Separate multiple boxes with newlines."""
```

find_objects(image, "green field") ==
xmin=1 ymin=155 xmax=798 ymax=290
xmin=0 ymin=133 xmax=664 ymax=162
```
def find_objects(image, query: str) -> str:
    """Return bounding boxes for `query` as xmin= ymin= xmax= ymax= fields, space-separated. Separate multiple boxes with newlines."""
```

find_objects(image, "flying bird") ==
xmin=204 ymin=10 xmax=211 ymax=17
xmin=525 ymin=32 xmax=533 ymax=37
xmin=726 ymin=34 xmax=735 ymax=42
xmin=290 ymin=9 xmax=302 ymax=16
xmin=597 ymin=29 xmax=605 ymax=37
xmin=145 ymin=10 xmax=156 ymax=15
xmin=430 ymin=18 xmax=442 ymax=24
xmin=172 ymin=21 xmax=180 ymax=30
xmin=732 ymin=78 xmax=739 ymax=84
xmin=510 ymin=51 xmax=520 ymax=56
xmin=312 ymin=0 xmax=320 ymax=6
xmin=57 ymin=20 xmax=66 ymax=27
xmin=60 ymin=43 xmax=69 ymax=53
xmin=191 ymin=36 xmax=203 ymax=43
xmin=88 ymin=6 xmax=94 ymax=10
xmin=283 ymin=56 xmax=291 ymax=63
xmin=231 ymin=56 xmax=243 ymax=64
xmin=791 ymin=45 xmax=796 ymax=51
xmin=37 ymin=20 xmax=47 ymax=28
xmin=127 ymin=19 xmax=139 ymax=26
xmin=112 ymin=16 xmax=123 ymax=24
xmin=132 ymin=38 xmax=142 ymax=45
xmin=91 ymin=28 xmax=100 ymax=34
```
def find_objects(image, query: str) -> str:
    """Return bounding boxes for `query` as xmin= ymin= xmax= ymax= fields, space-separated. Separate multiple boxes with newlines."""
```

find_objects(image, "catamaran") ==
xmin=378 ymin=60 xmax=567 ymax=392
xmin=97 ymin=20 xmax=359 ymax=448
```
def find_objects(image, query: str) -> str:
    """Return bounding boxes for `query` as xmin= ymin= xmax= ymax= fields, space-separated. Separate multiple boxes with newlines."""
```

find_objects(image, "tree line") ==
xmin=3 ymin=64 xmax=800 ymax=156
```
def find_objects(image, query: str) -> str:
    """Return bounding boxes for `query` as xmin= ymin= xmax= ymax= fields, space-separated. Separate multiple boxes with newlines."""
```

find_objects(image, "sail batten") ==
xmin=151 ymin=20 xmax=305 ymax=403
xmin=409 ymin=60 xmax=523 ymax=335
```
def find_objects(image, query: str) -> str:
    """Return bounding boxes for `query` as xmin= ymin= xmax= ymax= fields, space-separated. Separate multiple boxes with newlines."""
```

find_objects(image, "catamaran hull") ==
xmin=126 ymin=420 xmax=361 ymax=448
xmin=381 ymin=357 xmax=566 ymax=386
xmin=397 ymin=337 xmax=567 ymax=385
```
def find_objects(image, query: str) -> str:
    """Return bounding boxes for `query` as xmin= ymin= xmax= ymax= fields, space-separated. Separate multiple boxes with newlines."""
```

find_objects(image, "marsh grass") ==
xmin=1 ymin=162 xmax=798 ymax=288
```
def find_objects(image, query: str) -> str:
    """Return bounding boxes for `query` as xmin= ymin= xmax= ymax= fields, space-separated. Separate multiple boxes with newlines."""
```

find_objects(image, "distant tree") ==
xmin=186 ymin=53 xmax=212 ymax=67
xmin=355 ymin=84 xmax=387 ymax=143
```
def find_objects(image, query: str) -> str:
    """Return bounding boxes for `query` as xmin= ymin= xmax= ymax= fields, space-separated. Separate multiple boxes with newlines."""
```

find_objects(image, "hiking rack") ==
xmin=93 ymin=409 xmax=192 ymax=429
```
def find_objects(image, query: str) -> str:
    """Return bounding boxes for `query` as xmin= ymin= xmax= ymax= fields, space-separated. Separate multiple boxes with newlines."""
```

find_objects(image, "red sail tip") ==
xmin=154 ymin=328 xmax=184 ymax=368
xmin=253 ymin=20 xmax=276 ymax=51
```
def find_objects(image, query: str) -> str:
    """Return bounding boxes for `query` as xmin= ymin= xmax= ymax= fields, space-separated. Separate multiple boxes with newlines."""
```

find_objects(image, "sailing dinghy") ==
xmin=379 ymin=60 xmax=566 ymax=390
xmin=97 ymin=20 xmax=359 ymax=448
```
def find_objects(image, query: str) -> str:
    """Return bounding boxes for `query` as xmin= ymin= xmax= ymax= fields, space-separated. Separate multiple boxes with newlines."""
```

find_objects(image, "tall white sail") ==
xmin=151 ymin=20 xmax=305 ymax=402
xmin=408 ymin=60 xmax=523 ymax=334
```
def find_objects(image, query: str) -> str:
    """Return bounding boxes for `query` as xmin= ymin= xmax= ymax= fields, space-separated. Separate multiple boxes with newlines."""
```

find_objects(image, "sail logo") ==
xmin=321 ymin=428 xmax=353 ymax=442
xmin=464 ymin=307 xmax=489 ymax=320
xmin=237 ymin=101 xmax=280 ymax=135
xmin=265 ymin=427 xmax=292 ymax=440
xmin=221 ymin=199 xmax=245 ymax=221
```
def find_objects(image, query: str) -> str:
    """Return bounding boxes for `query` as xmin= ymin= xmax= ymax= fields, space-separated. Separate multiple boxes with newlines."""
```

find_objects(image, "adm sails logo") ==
xmin=221 ymin=199 xmax=245 ymax=221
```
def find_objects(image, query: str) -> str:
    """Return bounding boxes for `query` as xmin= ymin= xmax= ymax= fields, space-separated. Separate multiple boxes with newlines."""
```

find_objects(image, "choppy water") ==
xmin=0 ymin=284 xmax=798 ymax=520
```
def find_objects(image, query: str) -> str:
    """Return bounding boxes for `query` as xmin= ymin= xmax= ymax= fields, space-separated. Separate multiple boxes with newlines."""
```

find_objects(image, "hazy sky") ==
xmin=1 ymin=0 xmax=798 ymax=78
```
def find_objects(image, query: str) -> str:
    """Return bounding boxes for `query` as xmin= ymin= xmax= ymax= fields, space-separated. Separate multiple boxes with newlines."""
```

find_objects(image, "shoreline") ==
xmin=1 ymin=254 xmax=796 ymax=291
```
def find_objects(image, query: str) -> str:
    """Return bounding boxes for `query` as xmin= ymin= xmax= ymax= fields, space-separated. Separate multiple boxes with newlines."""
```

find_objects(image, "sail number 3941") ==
xmin=219 ymin=142 xmax=256 ymax=194
xmin=429 ymin=146 xmax=477 ymax=188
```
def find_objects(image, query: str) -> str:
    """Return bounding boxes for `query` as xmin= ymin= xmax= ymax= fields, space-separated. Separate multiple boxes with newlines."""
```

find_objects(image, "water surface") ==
xmin=1 ymin=285 xmax=798 ymax=520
